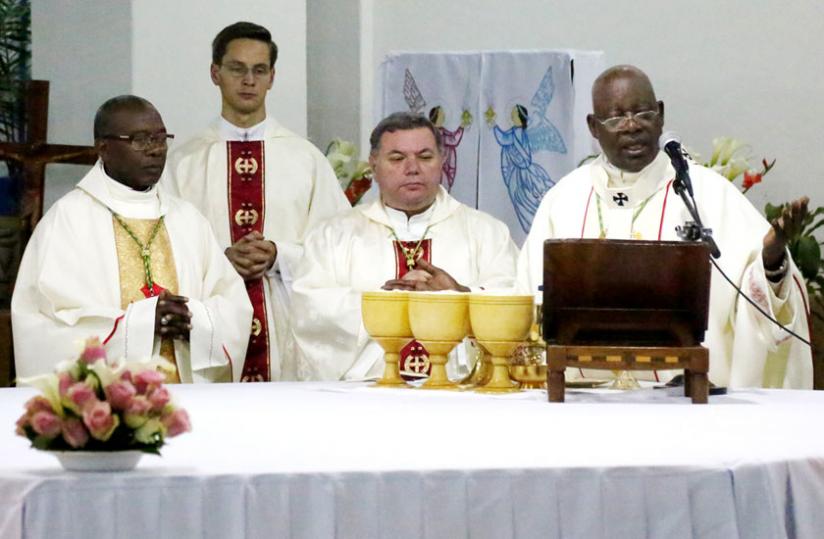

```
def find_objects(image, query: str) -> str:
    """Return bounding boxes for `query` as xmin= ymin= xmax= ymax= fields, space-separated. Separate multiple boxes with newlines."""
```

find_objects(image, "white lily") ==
xmin=720 ymin=157 xmax=750 ymax=182
xmin=325 ymin=138 xmax=371 ymax=193
xmin=87 ymin=359 xmax=124 ymax=387
xmin=17 ymin=373 xmax=63 ymax=416
xmin=710 ymin=137 xmax=750 ymax=167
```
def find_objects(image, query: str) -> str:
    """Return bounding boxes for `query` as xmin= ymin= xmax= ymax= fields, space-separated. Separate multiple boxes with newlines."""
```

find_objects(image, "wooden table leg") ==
xmin=690 ymin=347 xmax=709 ymax=404
xmin=684 ymin=368 xmax=692 ymax=397
xmin=547 ymin=346 xmax=566 ymax=402
xmin=548 ymin=369 xmax=565 ymax=402
xmin=691 ymin=371 xmax=708 ymax=404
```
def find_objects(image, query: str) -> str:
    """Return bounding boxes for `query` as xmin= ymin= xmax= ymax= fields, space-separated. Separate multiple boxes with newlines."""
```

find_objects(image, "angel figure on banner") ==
xmin=485 ymin=66 xmax=567 ymax=232
xmin=403 ymin=68 xmax=472 ymax=193
xmin=429 ymin=106 xmax=472 ymax=192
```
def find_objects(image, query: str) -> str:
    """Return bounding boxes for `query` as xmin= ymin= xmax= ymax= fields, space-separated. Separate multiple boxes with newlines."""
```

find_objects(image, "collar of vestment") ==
xmin=76 ymin=160 xmax=167 ymax=218
xmin=358 ymin=185 xmax=460 ymax=231
xmin=218 ymin=117 xmax=269 ymax=141
xmin=590 ymin=151 xmax=674 ymax=210
xmin=382 ymin=202 xmax=436 ymax=241
xmin=202 ymin=116 xmax=297 ymax=144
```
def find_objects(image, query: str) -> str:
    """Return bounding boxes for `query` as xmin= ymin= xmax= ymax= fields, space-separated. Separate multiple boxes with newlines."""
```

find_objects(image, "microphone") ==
xmin=659 ymin=132 xmax=693 ymax=197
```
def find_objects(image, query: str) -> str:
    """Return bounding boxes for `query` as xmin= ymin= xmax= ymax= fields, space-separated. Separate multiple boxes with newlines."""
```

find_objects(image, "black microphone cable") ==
xmin=709 ymin=255 xmax=812 ymax=347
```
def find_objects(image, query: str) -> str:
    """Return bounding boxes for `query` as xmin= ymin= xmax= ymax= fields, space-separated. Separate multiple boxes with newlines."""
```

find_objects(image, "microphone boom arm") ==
xmin=672 ymin=169 xmax=721 ymax=259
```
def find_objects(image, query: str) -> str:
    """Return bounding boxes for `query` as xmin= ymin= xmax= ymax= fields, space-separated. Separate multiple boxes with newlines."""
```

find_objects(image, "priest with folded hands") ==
xmin=12 ymin=95 xmax=252 ymax=382
xmin=291 ymin=112 xmax=518 ymax=381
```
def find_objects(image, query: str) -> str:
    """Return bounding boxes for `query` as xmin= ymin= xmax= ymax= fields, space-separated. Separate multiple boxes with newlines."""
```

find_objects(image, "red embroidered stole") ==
xmin=227 ymin=141 xmax=270 ymax=382
xmin=393 ymin=239 xmax=434 ymax=379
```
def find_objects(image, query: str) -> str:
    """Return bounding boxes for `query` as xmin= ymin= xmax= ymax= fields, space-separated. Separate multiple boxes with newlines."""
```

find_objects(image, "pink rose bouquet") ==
xmin=15 ymin=337 xmax=191 ymax=453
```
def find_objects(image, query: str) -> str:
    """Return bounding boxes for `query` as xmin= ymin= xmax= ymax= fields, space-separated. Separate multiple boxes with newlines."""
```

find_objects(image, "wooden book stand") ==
xmin=543 ymin=239 xmax=711 ymax=404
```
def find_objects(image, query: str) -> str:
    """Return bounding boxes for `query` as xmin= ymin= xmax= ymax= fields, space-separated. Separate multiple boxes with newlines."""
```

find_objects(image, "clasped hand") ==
xmin=154 ymin=290 xmax=192 ymax=340
xmin=225 ymin=231 xmax=277 ymax=280
xmin=382 ymin=259 xmax=470 ymax=292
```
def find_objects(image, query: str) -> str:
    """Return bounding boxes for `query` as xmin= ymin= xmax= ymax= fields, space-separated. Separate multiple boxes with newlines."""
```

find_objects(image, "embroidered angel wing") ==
xmin=527 ymin=66 xmax=567 ymax=154
xmin=403 ymin=69 xmax=427 ymax=114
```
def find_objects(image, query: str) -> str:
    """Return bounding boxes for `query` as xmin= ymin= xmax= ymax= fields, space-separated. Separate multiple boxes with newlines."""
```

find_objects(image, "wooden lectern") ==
xmin=543 ymin=239 xmax=712 ymax=404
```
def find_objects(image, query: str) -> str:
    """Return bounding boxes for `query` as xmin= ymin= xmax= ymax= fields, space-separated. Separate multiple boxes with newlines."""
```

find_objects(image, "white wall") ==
xmin=32 ymin=1 xmax=132 ymax=209
xmin=349 ymin=0 xmax=824 ymax=209
xmin=32 ymin=0 xmax=308 ymax=209
xmin=306 ymin=0 xmax=360 ymax=150
xmin=33 ymin=1 xmax=824 ymax=211
xmin=132 ymin=0 xmax=308 ymax=143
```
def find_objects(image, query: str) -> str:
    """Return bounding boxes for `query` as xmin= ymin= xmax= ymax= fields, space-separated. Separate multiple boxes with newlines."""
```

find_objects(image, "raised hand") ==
xmin=762 ymin=196 xmax=809 ymax=271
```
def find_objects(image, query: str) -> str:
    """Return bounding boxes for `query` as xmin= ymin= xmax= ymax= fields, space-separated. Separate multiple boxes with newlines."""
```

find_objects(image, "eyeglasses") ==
xmin=594 ymin=110 xmax=659 ymax=131
xmin=101 ymin=133 xmax=175 ymax=151
xmin=220 ymin=63 xmax=272 ymax=80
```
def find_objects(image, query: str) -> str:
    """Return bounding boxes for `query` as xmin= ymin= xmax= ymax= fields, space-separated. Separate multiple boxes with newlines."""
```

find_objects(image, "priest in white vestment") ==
xmin=518 ymin=65 xmax=812 ymax=388
xmin=292 ymin=112 xmax=518 ymax=381
xmin=13 ymin=96 xmax=252 ymax=382
xmin=165 ymin=22 xmax=348 ymax=382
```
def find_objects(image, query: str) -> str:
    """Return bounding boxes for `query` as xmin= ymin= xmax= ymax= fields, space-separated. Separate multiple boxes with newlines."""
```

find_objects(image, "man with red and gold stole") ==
xmin=166 ymin=22 xmax=349 ymax=382
xmin=291 ymin=112 xmax=518 ymax=381
xmin=13 ymin=96 xmax=251 ymax=381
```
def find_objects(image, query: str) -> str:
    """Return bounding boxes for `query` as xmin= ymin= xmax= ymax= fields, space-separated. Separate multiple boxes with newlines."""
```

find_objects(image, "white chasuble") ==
xmin=12 ymin=162 xmax=252 ymax=382
xmin=291 ymin=187 xmax=519 ymax=381
xmin=518 ymin=152 xmax=813 ymax=388
xmin=165 ymin=118 xmax=349 ymax=381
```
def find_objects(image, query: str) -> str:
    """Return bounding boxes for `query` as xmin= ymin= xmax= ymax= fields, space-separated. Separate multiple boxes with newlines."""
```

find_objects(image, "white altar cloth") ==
xmin=1 ymin=383 xmax=823 ymax=538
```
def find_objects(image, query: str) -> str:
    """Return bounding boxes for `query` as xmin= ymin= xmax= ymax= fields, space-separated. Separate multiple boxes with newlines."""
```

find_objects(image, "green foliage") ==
xmin=0 ymin=0 xmax=29 ymax=143
xmin=0 ymin=0 xmax=29 ymax=77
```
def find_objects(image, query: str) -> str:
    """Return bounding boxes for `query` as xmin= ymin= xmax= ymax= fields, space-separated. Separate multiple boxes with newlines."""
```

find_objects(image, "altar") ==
xmin=2 ymin=382 xmax=823 ymax=538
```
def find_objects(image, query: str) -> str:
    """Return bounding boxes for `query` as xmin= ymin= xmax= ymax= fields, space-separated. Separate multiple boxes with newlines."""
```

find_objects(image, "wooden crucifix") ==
xmin=0 ymin=80 xmax=98 ymax=240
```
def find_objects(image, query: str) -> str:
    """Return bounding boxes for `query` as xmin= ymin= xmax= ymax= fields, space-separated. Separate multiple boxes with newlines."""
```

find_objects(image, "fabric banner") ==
xmin=376 ymin=49 xmax=604 ymax=245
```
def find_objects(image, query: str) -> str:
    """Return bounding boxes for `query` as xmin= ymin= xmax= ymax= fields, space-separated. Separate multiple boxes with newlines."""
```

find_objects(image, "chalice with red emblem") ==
xmin=408 ymin=291 xmax=469 ymax=390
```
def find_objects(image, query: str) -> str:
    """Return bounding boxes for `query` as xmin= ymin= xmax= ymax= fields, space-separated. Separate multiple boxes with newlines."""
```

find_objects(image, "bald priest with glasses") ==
xmin=518 ymin=65 xmax=812 ymax=389
xmin=12 ymin=95 xmax=252 ymax=382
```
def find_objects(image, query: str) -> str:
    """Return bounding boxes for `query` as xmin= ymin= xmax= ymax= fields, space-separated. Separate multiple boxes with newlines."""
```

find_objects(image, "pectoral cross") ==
xmin=613 ymin=192 xmax=629 ymax=206
xmin=403 ymin=247 xmax=423 ymax=269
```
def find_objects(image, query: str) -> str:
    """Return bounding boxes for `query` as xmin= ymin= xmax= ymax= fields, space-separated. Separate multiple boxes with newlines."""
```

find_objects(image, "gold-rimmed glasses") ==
xmin=594 ymin=110 xmax=659 ymax=131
